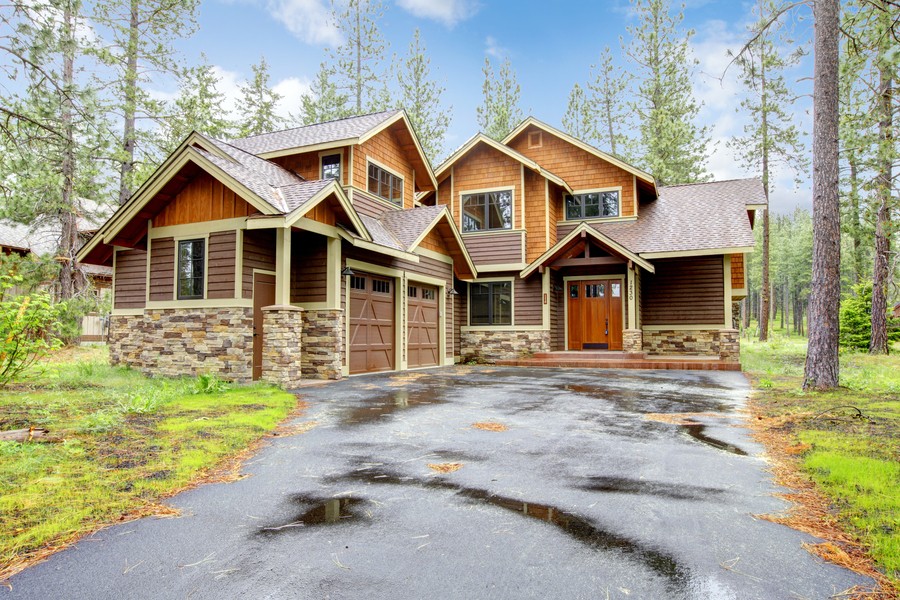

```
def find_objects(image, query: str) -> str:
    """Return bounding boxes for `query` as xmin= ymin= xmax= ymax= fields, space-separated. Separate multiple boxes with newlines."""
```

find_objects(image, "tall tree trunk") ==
xmin=870 ymin=66 xmax=892 ymax=354
xmin=784 ymin=281 xmax=790 ymax=333
xmin=848 ymin=157 xmax=864 ymax=283
xmin=742 ymin=297 xmax=750 ymax=329
xmin=58 ymin=0 xmax=80 ymax=300
xmin=355 ymin=2 xmax=361 ymax=113
xmin=759 ymin=58 xmax=771 ymax=342
xmin=117 ymin=0 xmax=139 ymax=205
xmin=804 ymin=0 xmax=841 ymax=390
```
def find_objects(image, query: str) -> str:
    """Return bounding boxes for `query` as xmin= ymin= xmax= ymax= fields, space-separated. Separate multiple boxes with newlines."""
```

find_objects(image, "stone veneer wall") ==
xmin=642 ymin=328 xmax=740 ymax=362
xmin=461 ymin=329 xmax=550 ymax=363
xmin=623 ymin=329 xmax=643 ymax=355
xmin=301 ymin=308 xmax=343 ymax=380
xmin=261 ymin=305 xmax=304 ymax=389
xmin=108 ymin=308 xmax=255 ymax=382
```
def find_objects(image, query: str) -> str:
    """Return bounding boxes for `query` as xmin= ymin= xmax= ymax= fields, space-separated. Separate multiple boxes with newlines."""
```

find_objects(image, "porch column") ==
xmin=275 ymin=227 xmax=291 ymax=306
xmin=627 ymin=264 xmax=637 ymax=329
xmin=624 ymin=263 xmax=643 ymax=356
xmin=326 ymin=236 xmax=341 ymax=309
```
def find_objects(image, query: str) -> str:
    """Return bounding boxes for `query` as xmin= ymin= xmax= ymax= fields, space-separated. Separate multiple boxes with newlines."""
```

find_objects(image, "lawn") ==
xmin=742 ymin=333 xmax=900 ymax=592
xmin=0 ymin=346 xmax=300 ymax=582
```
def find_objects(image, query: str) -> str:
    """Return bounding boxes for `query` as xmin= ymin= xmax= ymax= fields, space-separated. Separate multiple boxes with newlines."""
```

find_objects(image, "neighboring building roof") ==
xmin=230 ymin=110 xmax=402 ymax=156
xmin=597 ymin=178 xmax=763 ymax=256
xmin=0 ymin=219 xmax=113 ymax=277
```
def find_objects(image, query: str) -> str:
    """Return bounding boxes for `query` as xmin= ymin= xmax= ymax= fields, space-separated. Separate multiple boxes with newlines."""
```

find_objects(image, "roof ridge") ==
xmin=232 ymin=109 xmax=401 ymax=142
xmin=660 ymin=177 xmax=761 ymax=189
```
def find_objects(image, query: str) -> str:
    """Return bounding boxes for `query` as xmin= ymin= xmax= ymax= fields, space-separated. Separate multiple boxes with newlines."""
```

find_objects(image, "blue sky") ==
xmin=164 ymin=0 xmax=815 ymax=213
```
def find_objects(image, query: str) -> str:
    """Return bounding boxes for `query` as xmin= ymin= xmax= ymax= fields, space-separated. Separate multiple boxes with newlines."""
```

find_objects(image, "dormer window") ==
xmin=321 ymin=154 xmax=341 ymax=180
xmin=565 ymin=191 xmax=619 ymax=220
xmin=367 ymin=162 xmax=403 ymax=205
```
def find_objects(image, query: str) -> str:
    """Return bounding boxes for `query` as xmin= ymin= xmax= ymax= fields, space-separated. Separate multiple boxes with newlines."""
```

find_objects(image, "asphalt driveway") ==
xmin=4 ymin=367 xmax=871 ymax=599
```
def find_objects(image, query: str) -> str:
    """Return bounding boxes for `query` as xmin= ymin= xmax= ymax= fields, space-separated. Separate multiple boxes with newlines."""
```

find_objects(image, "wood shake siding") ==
xmin=463 ymin=231 xmax=524 ymax=265
xmin=730 ymin=254 xmax=745 ymax=289
xmin=242 ymin=229 xmax=276 ymax=299
xmin=153 ymin=173 xmax=258 ymax=227
xmin=353 ymin=126 xmax=416 ymax=209
xmin=508 ymin=126 xmax=636 ymax=217
xmin=207 ymin=231 xmax=237 ymax=299
xmin=642 ymin=256 xmax=725 ymax=325
xmin=451 ymin=144 xmax=523 ymax=229
xmin=418 ymin=229 xmax=450 ymax=255
xmin=271 ymin=147 xmax=350 ymax=185
xmin=437 ymin=174 xmax=452 ymax=209
xmin=515 ymin=276 xmax=543 ymax=326
xmin=149 ymin=237 xmax=175 ymax=301
xmin=114 ymin=249 xmax=147 ymax=309
xmin=524 ymin=169 xmax=547 ymax=262
xmin=291 ymin=232 xmax=327 ymax=303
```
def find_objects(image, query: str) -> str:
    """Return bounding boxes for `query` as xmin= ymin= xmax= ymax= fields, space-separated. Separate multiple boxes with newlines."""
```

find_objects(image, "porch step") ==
xmin=532 ymin=351 xmax=628 ymax=360
xmin=493 ymin=357 xmax=741 ymax=371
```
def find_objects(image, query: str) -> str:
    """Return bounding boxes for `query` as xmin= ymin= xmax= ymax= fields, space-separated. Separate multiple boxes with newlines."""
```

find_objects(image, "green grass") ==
xmin=743 ymin=334 xmax=900 ymax=585
xmin=0 ymin=347 xmax=298 ymax=579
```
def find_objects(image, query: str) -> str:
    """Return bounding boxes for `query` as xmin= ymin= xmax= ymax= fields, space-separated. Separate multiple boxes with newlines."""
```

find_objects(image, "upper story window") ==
xmin=462 ymin=190 xmax=513 ymax=232
xmin=321 ymin=154 xmax=341 ymax=180
xmin=177 ymin=239 xmax=205 ymax=300
xmin=565 ymin=191 xmax=619 ymax=220
xmin=470 ymin=281 xmax=512 ymax=326
xmin=367 ymin=162 xmax=402 ymax=205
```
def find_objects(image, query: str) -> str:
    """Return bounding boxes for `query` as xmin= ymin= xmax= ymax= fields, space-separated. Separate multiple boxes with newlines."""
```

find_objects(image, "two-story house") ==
xmin=77 ymin=110 xmax=763 ymax=386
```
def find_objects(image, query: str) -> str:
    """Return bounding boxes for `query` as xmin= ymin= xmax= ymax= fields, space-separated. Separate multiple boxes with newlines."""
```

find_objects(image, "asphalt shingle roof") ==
xmin=378 ymin=205 xmax=446 ymax=250
xmin=597 ymin=178 xmax=764 ymax=254
xmin=230 ymin=110 xmax=401 ymax=156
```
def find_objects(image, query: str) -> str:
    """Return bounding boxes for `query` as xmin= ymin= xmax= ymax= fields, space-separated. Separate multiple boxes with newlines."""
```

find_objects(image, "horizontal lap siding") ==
xmin=153 ymin=173 xmax=257 ymax=227
xmin=642 ymin=256 xmax=725 ymax=325
xmin=207 ymin=231 xmax=236 ymax=299
xmin=515 ymin=275 xmax=543 ymax=326
xmin=291 ymin=233 xmax=327 ymax=303
xmin=114 ymin=249 xmax=147 ymax=309
xmin=453 ymin=279 xmax=465 ymax=358
xmin=463 ymin=231 xmax=524 ymax=265
xmin=551 ymin=270 xmax=564 ymax=350
xmin=149 ymin=238 xmax=174 ymax=301
xmin=353 ymin=191 xmax=396 ymax=220
xmin=242 ymin=229 xmax=276 ymax=299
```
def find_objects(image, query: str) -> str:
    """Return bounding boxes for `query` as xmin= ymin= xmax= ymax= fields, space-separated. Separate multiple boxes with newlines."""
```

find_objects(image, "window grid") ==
xmin=565 ymin=191 xmax=619 ymax=220
xmin=421 ymin=288 xmax=436 ymax=301
xmin=470 ymin=281 xmax=512 ymax=326
xmin=368 ymin=163 xmax=403 ymax=205
xmin=462 ymin=190 xmax=513 ymax=232
xmin=372 ymin=279 xmax=391 ymax=294
xmin=408 ymin=285 xmax=417 ymax=298
xmin=350 ymin=275 xmax=366 ymax=290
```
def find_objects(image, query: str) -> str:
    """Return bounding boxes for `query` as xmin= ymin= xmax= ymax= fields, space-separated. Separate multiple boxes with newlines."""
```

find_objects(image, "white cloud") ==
xmin=396 ymin=0 xmax=479 ymax=27
xmin=265 ymin=0 xmax=341 ymax=45
xmin=485 ymin=36 xmax=509 ymax=60
xmin=273 ymin=76 xmax=312 ymax=120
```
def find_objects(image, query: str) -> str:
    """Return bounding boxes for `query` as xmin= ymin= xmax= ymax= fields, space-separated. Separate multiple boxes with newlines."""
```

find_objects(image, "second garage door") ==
xmin=349 ymin=273 xmax=395 ymax=374
xmin=407 ymin=283 xmax=439 ymax=368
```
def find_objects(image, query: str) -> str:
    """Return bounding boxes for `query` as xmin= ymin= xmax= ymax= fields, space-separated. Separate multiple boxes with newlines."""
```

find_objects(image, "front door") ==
xmin=567 ymin=279 xmax=624 ymax=351
xmin=252 ymin=272 xmax=276 ymax=380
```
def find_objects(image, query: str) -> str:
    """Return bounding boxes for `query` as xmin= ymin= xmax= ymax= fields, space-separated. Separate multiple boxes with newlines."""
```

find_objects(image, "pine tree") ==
xmin=587 ymin=46 xmax=634 ymax=160
xmin=625 ymin=0 xmax=711 ymax=183
xmin=238 ymin=57 xmax=286 ymax=137
xmin=93 ymin=0 xmax=198 ymax=205
xmin=396 ymin=29 xmax=450 ymax=165
xmin=329 ymin=0 xmax=388 ymax=115
xmin=297 ymin=62 xmax=352 ymax=125
xmin=562 ymin=83 xmax=594 ymax=142
xmin=728 ymin=0 xmax=808 ymax=343
xmin=161 ymin=57 xmax=234 ymax=150
xmin=476 ymin=57 xmax=523 ymax=141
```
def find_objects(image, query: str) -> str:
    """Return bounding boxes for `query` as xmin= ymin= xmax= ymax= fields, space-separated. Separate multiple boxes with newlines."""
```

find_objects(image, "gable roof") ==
xmin=434 ymin=133 xmax=573 ymax=193
xmin=595 ymin=178 xmax=763 ymax=257
xmin=502 ymin=117 xmax=656 ymax=188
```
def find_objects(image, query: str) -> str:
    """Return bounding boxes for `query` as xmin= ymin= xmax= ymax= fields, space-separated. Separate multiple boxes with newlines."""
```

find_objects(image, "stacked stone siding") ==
xmin=642 ymin=328 xmax=741 ymax=362
xmin=109 ymin=308 xmax=254 ymax=382
xmin=461 ymin=330 xmax=550 ymax=363
xmin=622 ymin=329 xmax=643 ymax=355
xmin=261 ymin=306 xmax=304 ymax=389
xmin=718 ymin=329 xmax=740 ymax=362
xmin=301 ymin=308 xmax=343 ymax=380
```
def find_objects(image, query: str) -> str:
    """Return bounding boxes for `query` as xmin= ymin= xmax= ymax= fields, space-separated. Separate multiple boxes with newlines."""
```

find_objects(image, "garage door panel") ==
xmin=408 ymin=284 xmax=439 ymax=368
xmin=350 ymin=274 xmax=395 ymax=374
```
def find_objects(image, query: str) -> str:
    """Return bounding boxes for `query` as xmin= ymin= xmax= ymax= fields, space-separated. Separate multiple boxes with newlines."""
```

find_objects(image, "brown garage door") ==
xmin=349 ymin=273 xmax=395 ymax=374
xmin=407 ymin=284 xmax=439 ymax=368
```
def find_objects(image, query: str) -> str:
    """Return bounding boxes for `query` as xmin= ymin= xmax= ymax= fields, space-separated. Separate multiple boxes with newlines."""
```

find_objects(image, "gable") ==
xmin=270 ymin=147 xmax=350 ymax=186
xmin=153 ymin=172 xmax=260 ymax=228
xmin=451 ymin=142 xmax=524 ymax=230
xmin=417 ymin=228 xmax=450 ymax=256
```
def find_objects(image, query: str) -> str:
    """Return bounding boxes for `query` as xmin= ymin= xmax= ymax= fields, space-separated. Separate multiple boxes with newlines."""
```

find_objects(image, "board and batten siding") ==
xmin=242 ymin=229 xmax=276 ymax=299
xmin=114 ymin=249 xmax=148 ymax=309
xmin=153 ymin=172 xmax=258 ymax=227
xmin=462 ymin=230 xmax=524 ymax=265
xmin=514 ymin=275 xmax=543 ymax=326
xmin=207 ymin=231 xmax=237 ymax=299
xmin=291 ymin=232 xmax=328 ymax=304
xmin=149 ymin=237 xmax=175 ymax=301
xmin=641 ymin=256 xmax=725 ymax=325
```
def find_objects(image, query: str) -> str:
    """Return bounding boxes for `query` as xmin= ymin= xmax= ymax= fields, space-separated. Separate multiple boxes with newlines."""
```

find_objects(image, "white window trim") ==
xmin=458 ymin=186 xmax=516 ymax=234
xmin=366 ymin=158 xmax=404 ymax=206
xmin=564 ymin=186 xmax=623 ymax=221
xmin=467 ymin=276 xmax=515 ymax=327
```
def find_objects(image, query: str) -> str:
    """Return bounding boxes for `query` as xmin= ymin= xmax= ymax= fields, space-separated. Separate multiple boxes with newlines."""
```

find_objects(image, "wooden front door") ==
xmin=407 ymin=284 xmax=439 ymax=368
xmin=349 ymin=273 xmax=395 ymax=374
xmin=252 ymin=272 xmax=276 ymax=380
xmin=567 ymin=279 xmax=624 ymax=351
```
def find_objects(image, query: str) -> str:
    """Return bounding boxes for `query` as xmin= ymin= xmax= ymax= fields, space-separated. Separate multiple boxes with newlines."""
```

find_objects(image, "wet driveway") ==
xmin=4 ymin=367 xmax=870 ymax=599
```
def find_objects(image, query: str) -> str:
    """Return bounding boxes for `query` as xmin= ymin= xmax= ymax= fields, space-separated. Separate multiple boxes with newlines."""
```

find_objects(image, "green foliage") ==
xmin=839 ymin=282 xmax=900 ymax=350
xmin=237 ymin=56 xmax=286 ymax=137
xmin=330 ymin=0 xmax=389 ymax=115
xmin=298 ymin=62 xmax=353 ymax=125
xmin=587 ymin=47 xmax=635 ymax=160
xmin=562 ymin=83 xmax=592 ymax=141
xmin=0 ymin=275 xmax=64 ymax=387
xmin=160 ymin=55 xmax=235 ymax=151
xmin=476 ymin=57 xmax=523 ymax=141
xmin=191 ymin=373 xmax=229 ymax=395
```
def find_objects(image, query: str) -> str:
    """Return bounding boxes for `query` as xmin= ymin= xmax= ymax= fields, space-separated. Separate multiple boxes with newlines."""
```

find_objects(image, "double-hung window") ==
xmin=469 ymin=281 xmax=512 ymax=326
xmin=565 ymin=191 xmax=619 ymax=220
xmin=321 ymin=154 xmax=341 ymax=180
xmin=462 ymin=190 xmax=513 ymax=232
xmin=177 ymin=239 xmax=205 ymax=300
xmin=367 ymin=163 xmax=402 ymax=205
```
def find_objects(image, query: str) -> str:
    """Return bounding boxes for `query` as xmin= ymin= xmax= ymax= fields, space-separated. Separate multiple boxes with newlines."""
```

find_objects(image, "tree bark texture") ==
xmin=117 ymin=0 xmax=140 ymax=205
xmin=869 ymin=59 xmax=892 ymax=354
xmin=804 ymin=0 xmax=841 ymax=390
xmin=58 ymin=1 xmax=80 ymax=300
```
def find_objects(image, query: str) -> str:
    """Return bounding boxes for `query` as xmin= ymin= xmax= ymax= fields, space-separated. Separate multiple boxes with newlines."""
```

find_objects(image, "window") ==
xmin=408 ymin=285 xmax=418 ymax=298
xmin=611 ymin=283 xmax=621 ymax=297
xmin=177 ymin=239 xmax=205 ymax=300
xmin=421 ymin=288 xmax=435 ymax=301
xmin=462 ymin=190 xmax=513 ymax=232
xmin=368 ymin=163 xmax=403 ymax=204
xmin=470 ymin=282 xmax=512 ymax=326
xmin=372 ymin=279 xmax=391 ymax=294
xmin=350 ymin=275 xmax=366 ymax=290
xmin=321 ymin=154 xmax=341 ymax=180
xmin=565 ymin=191 xmax=619 ymax=220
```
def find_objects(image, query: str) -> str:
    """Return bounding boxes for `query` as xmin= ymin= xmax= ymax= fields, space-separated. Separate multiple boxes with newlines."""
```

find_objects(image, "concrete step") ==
xmin=493 ymin=358 xmax=741 ymax=371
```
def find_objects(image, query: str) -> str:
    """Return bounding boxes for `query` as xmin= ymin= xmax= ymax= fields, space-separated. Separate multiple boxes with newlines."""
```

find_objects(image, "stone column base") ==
xmin=623 ymin=328 xmax=644 ymax=358
xmin=301 ymin=308 xmax=343 ymax=380
xmin=262 ymin=305 xmax=303 ymax=389
xmin=718 ymin=328 xmax=740 ymax=362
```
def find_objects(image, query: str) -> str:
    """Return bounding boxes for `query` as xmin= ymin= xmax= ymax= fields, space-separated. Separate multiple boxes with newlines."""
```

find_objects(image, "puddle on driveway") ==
xmin=256 ymin=496 xmax=367 ymax=535
xmin=683 ymin=424 xmax=748 ymax=456
xmin=341 ymin=388 xmax=446 ymax=426
xmin=576 ymin=476 xmax=725 ymax=501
